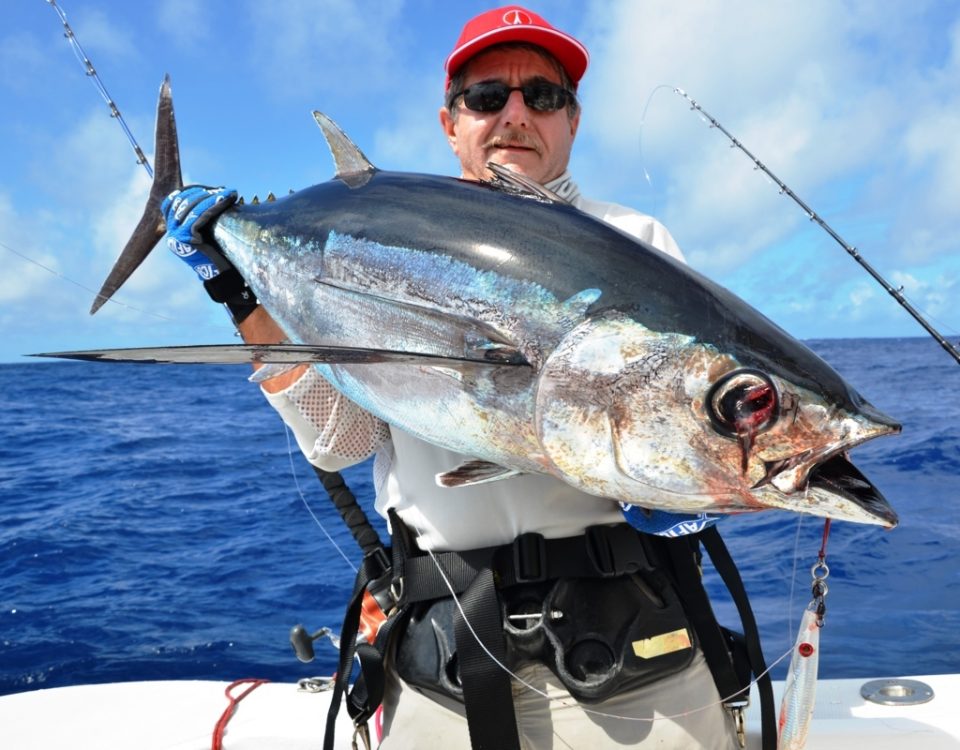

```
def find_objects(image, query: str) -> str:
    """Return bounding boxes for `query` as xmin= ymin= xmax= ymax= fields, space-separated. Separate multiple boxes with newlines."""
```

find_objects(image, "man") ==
xmin=163 ymin=7 xmax=750 ymax=749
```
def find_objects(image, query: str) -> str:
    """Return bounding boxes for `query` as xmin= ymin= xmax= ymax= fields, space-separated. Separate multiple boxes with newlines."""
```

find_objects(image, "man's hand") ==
xmin=161 ymin=185 xmax=238 ymax=280
xmin=162 ymin=185 xmax=258 ymax=324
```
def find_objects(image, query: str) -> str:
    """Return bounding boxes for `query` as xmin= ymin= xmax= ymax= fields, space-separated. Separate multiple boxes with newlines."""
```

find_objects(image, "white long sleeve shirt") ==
xmin=264 ymin=173 xmax=684 ymax=551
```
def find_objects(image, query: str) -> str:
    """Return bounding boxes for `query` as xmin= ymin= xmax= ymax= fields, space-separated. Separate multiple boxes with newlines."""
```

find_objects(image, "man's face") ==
xmin=440 ymin=47 xmax=580 ymax=184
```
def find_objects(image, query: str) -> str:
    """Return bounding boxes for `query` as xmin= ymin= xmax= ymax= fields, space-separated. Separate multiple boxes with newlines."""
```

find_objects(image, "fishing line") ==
xmin=413 ymin=517 xmax=793 ymax=727
xmin=788 ymin=514 xmax=805 ymax=643
xmin=283 ymin=424 xmax=358 ymax=574
xmin=635 ymin=84 xmax=677 ymax=218
xmin=667 ymin=86 xmax=960 ymax=366
xmin=0 ymin=237 xmax=188 ymax=323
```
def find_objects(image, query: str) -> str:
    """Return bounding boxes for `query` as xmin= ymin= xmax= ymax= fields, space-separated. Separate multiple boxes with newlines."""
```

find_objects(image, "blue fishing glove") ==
xmin=162 ymin=185 xmax=258 ymax=324
xmin=620 ymin=503 xmax=720 ymax=537
xmin=162 ymin=185 xmax=238 ymax=280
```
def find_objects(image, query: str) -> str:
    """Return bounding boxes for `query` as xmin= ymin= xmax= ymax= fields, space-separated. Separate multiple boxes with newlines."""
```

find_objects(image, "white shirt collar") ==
xmin=544 ymin=170 xmax=581 ymax=205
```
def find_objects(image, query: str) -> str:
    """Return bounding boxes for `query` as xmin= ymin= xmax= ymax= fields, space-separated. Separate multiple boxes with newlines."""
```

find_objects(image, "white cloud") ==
xmin=0 ymin=193 xmax=62 ymax=303
xmin=12 ymin=106 xmax=190 ymax=319
xmin=849 ymin=283 xmax=877 ymax=310
xmin=32 ymin=109 xmax=143 ymax=213
xmin=0 ymin=31 xmax=48 ymax=92
xmin=156 ymin=0 xmax=211 ymax=49
xmin=242 ymin=0 xmax=405 ymax=100
xmin=0 ymin=104 xmax=221 ymax=350
xmin=570 ymin=0 xmax=959 ymax=299
xmin=878 ymin=14 xmax=960 ymax=266
xmin=891 ymin=271 xmax=924 ymax=296
xmin=890 ymin=269 xmax=958 ymax=321
xmin=581 ymin=1 xmax=860 ymax=150
xmin=902 ymin=109 xmax=960 ymax=218
xmin=370 ymin=75 xmax=460 ymax=175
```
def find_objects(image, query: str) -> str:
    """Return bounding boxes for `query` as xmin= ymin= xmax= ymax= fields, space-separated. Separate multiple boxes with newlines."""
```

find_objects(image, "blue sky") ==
xmin=2 ymin=1 xmax=959 ymax=363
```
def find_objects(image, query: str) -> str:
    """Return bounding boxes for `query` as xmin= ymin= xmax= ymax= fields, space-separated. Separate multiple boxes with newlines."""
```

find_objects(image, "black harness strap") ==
xmin=388 ymin=526 xmax=657 ymax=750
xmin=323 ymin=550 xmax=388 ymax=750
xmin=323 ymin=512 xmax=774 ymax=750
xmin=304 ymin=465 xmax=393 ymax=750
xmin=662 ymin=536 xmax=747 ymax=705
xmin=453 ymin=567 xmax=523 ymax=750
xmin=700 ymin=526 xmax=776 ymax=750
xmin=658 ymin=529 xmax=776 ymax=750
xmin=344 ymin=592 xmax=409 ymax=726
xmin=397 ymin=526 xmax=655 ymax=602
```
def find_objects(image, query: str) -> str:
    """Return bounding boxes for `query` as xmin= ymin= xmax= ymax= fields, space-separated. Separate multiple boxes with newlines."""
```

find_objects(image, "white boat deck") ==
xmin=0 ymin=674 xmax=957 ymax=748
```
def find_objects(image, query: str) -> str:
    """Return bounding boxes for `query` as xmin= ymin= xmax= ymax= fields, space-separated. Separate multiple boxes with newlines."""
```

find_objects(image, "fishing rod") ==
xmin=673 ymin=87 xmax=960 ymax=367
xmin=46 ymin=0 xmax=153 ymax=178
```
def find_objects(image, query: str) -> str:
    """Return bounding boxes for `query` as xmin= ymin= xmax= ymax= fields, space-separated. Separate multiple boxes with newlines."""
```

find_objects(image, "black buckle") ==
xmin=585 ymin=525 xmax=649 ymax=577
xmin=513 ymin=532 xmax=547 ymax=582
xmin=364 ymin=546 xmax=391 ymax=581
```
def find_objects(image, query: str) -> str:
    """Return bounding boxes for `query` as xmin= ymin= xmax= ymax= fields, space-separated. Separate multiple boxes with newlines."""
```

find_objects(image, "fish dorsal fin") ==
xmin=314 ymin=275 xmax=529 ymax=366
xmin=312 ymin=111 xmax=377 ymax=188
xmin=485 ymin=162 xmax=566 ymax=204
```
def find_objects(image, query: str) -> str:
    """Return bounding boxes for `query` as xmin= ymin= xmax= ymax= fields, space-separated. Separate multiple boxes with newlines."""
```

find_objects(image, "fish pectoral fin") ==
xmin=464 ymin=340 xmax=526 ymax=364
xmin=485 ymin=163 xmax=566 ymax=204
xmin=313 ymin=277 xmax=531 ymax=366
xmin=313 ymin=111 xmax=377 ymax=188
xmin=29 ymin=344 xmax=530 ymax=368
xmin=436 ymin=460 xmax=523 ymax=488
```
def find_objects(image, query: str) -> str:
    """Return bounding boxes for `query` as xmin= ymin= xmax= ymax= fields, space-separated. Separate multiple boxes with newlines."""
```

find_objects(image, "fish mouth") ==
xmin=807 ymin=453 xmax=898 ymax=528
xmin=750 ymin=403 xmax=900 ymax=527
xmin=758 ymin=450 xmax=898 ymax=528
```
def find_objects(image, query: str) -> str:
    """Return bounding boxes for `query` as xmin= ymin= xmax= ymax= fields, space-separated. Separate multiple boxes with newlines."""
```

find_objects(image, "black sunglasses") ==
xmin=455 ymin=80 xmax=575 ymax=113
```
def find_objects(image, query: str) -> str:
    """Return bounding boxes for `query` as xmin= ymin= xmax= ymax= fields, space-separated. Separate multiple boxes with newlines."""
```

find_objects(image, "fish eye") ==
xmin=706 ymin=369 xmax=779 ymax=438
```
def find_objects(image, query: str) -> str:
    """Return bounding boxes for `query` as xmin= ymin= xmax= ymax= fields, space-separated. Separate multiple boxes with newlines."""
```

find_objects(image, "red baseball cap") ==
xmin=444 ymin=6 xmax=589 ymax=90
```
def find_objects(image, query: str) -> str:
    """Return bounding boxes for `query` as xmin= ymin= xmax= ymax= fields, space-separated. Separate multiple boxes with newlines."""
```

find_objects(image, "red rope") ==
xmin=212 ymin=678 xmax=270 ymax=750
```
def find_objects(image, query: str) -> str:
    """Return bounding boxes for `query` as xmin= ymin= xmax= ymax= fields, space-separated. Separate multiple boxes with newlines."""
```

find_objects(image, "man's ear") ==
xmin=439 ymin=107 xmax=459 ymax=155
xmin=569 ymin=108 xmax=581 ymax=139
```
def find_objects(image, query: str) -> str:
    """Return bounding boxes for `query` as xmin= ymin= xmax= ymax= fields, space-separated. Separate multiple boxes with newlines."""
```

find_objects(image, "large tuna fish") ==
xmin=58 ymin=78 xmax=900 ymax=527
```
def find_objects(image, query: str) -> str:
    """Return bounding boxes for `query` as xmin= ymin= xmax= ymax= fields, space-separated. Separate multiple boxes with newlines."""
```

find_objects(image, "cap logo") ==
xmin=502 ymin=9 xmax=532 ymax=25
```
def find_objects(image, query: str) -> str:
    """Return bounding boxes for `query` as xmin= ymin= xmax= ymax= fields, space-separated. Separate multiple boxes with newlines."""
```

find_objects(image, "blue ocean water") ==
xmin=1 ymin=337 xmax=958 ymax=697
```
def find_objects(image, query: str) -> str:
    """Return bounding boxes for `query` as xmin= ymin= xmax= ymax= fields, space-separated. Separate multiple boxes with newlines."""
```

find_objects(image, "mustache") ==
xmin=484 ymin=131 xmax=542 ymax=155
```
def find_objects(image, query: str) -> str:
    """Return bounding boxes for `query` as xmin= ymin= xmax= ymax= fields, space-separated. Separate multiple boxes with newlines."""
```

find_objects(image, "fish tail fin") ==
xmin=90 ymin=75 xmax=183 ymax=314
